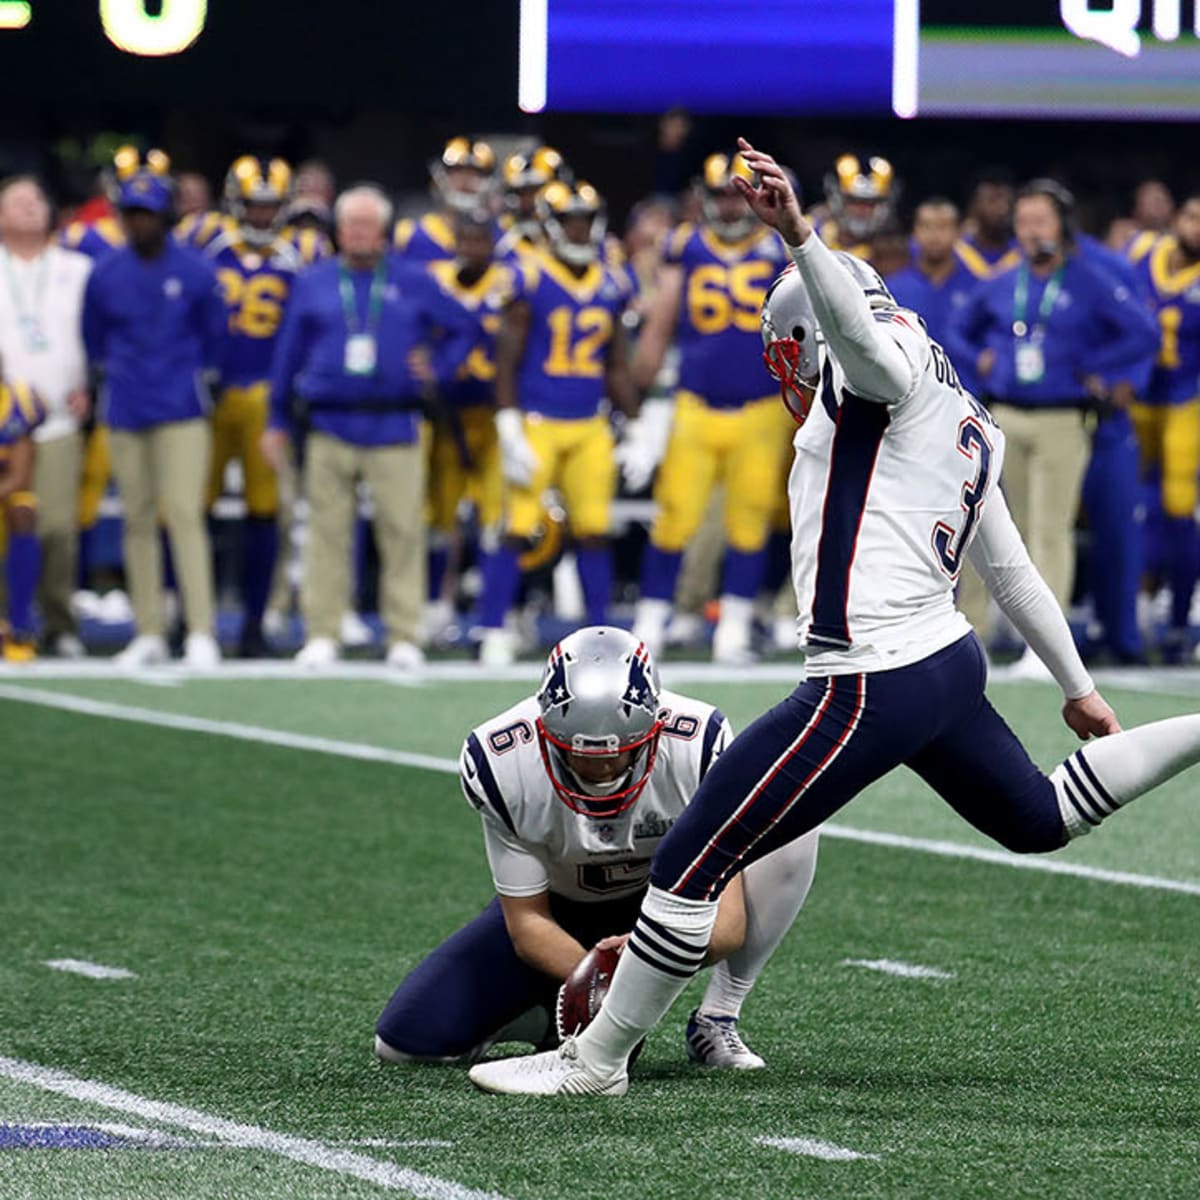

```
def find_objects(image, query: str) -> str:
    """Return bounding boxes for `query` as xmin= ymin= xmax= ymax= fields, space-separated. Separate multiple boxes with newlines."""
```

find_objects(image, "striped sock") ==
xmin=1053 ymin=715 xmax=1200 ymax=839
xmin=576 ymin=886 xmax=716 ymax=1078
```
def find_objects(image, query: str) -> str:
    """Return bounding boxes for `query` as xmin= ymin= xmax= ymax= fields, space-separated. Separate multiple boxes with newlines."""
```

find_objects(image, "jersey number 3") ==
xmin=932 ymin=416 xmax=992 ymax=578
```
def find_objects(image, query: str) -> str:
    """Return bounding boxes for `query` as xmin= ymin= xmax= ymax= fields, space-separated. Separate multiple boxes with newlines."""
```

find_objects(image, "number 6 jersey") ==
xmin=459 ymin=690 xmax=731 ymax=904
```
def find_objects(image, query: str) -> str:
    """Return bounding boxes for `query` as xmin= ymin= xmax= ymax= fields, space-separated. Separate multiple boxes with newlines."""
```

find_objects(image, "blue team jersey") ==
xmin=394 ymin=212 xmax=507 ymax=265
xmin=885 ymin=260 xmax=978 ymax=351
xmin=427 ymin=259 xmax=517 ymax=409
xmin=1129 ymin=233 xmax=1200 ymax=405
xmin=59 ymin=216 xmax=125 ymax=262
xmin=954 ymin=233 xmax=1021 ymax=281
xmin=176 ymin=214 xmax=319 ymax=387
xmin=665 ymin=224 xmax=787 ymax=408
xmin=0 ymin=379 xmax=45 ymax=445
xmin=512 ymin=247 xmax=628 ymax=420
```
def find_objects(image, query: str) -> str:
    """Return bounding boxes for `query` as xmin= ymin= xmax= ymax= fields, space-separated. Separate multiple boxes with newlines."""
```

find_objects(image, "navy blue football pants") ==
xmin=652 ymin=633 xmax=1067 ymax=902
xmin=376 ymin=891 xmax=645 ymax=1058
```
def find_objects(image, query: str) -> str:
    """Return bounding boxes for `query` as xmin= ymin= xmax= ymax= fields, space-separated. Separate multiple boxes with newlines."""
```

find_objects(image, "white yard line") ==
xmin=841 ymin=958 xmax=956 ymax=980
xmin=754 ymin=1135 xmax=881 ymax=1162
xmin=821 ymin=825 xmax=1200 ymax=896
xmin=0 ymin=685 xmax=455 ymax=774
xmin=0 ymin=1055 xmax=510 ymax=1200
xmin=43 ymin=959 xmax=137 ymax=981
xmin=2 ymin=657 xmax=1200 ymax=694
xmin=3 ymin=683 xmax=1198 ymax=899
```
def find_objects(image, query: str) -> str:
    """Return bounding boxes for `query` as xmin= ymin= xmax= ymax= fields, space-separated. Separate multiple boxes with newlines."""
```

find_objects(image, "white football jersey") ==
xmin=790 ymin=312 xmax=1006 ymax=674
xmin=459 ymin=689 xmax=731 ymax=904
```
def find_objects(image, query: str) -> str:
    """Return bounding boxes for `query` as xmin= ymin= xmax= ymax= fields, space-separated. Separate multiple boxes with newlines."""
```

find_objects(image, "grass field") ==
xmin=1 ymin=663 xmax=1198 ymax=1199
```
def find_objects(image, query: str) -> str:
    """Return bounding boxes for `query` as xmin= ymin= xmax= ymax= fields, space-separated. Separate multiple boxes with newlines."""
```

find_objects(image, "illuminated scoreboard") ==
xmin=0 ymin=1 xmax=207 ymax=56
xmin=0 ymin=1 xmax=512 ymax=108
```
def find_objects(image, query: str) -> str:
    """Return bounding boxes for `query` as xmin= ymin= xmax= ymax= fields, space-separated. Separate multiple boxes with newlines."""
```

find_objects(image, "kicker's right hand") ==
xmin=496 ymin=407 xmax=539 ymax=487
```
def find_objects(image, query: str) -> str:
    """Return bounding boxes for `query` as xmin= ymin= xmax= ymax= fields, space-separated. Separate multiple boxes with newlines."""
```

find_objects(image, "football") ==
xmin=555 ymin=944 xmax=621 ymax=1040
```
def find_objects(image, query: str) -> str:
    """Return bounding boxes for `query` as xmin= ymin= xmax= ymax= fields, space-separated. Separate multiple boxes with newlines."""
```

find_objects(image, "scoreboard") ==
xmin=522 ymin=0 xmax=1200 ymax=121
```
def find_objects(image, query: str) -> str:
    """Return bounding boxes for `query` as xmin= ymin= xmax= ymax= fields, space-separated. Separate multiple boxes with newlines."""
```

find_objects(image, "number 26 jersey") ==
xmin=459 ymin=690 xmax=731 ymax=904
xmin=789 ymin=311 xmax=1007 ymax=674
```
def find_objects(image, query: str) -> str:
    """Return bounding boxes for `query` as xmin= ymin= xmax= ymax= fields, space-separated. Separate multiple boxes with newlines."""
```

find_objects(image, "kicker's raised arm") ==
xmin=733 ymin=137 xmax=914 ymax=404
xmin=787 ymin=233 xmax=916 ymax=403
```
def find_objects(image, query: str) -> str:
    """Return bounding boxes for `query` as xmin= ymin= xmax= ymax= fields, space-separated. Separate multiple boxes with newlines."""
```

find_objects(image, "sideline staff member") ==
xmin=946 ymin=180 xmax=1158 ymax=615
xmin=82 ymin=150 xmax=226 ymax=668
xmin=263 ymin=185 xmax=477 ymax=670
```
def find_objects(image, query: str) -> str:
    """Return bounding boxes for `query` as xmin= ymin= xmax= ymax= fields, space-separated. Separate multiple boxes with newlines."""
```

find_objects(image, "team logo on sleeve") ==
xmin=620 ymin=646 xmax=658 ymax=719
xmin=537 ymin=644 xmax=575 ymax=715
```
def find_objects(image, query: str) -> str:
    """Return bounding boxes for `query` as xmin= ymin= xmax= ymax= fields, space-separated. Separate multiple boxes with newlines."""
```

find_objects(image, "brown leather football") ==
xmin=555 ymin=945 xmax=621 ymax=1040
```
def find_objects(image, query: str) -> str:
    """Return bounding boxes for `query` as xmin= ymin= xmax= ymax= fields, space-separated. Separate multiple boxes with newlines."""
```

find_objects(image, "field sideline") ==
xmin=1 ymin=665 xmax=1197 ymax=1199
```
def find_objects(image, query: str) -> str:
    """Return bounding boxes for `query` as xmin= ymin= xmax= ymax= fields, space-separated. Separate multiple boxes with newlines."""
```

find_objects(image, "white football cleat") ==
xmin=183 ymin=631 xmax=221 ymax=668
xmin=114 ymin=633 xmax=168 ymax=668
xmin=478 ymin=627 xmax=516 ymax=667
xmin=631 ymin=598 xmax=670 ymax=660
xmin=712 ymin=596 xmax=756 ymax=665
xmin=386 ymin=640 xmax=425 ymax=671
xmin=685 ymin=1009 xmax=765 ymax=1070
xmin=295 ymin=636 xmax=340 ymax=668
xmin=468 ymin=1038 xmax=628 ymax=1096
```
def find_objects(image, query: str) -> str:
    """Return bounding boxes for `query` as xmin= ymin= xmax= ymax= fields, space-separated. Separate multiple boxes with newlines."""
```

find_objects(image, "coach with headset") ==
xmin=946 ymin=180 xmax=1158 ymax=659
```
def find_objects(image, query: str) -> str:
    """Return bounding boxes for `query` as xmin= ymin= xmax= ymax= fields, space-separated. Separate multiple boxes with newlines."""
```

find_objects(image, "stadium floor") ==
xmin=1 ymin=663 xmax=1197 ymax=1199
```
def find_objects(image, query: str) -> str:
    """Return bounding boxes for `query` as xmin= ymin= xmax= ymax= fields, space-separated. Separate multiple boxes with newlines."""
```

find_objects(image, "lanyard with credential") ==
xmin=1012 ymin=265 xmax=1064 ymax=338
xmin=2 ymin=249 xmax=49 ymax=352
xmin=337 ymin=259 xmax=387 ymax=335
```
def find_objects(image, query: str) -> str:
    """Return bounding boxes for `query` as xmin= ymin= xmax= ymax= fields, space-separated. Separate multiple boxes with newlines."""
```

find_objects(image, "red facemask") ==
xmin=535 ymin=718 xmax=663 ymax=819
xmin=763 ymin=338 xmax=816 ymax=426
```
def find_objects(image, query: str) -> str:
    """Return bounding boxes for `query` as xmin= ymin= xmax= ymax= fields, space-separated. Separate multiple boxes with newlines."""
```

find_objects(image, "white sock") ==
xmin=700 ymin=830 xmax=820 ymax=1020
xmin=632 ymin=598 xmax=671 ymax=657
xmin=1053 ymin=715 xmax=1200 ymax=839
xmin=576 ymin=886 xmax=717 ymax=1078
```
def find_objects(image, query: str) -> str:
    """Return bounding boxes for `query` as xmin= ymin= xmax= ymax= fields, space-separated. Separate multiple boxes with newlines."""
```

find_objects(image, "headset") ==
xmin=1018 ymin=178 xmax=1077 ymax=245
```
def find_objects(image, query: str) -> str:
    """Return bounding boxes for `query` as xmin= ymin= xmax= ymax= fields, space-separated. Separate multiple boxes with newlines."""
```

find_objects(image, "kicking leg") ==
xmin=909 ymin=692 xmax=1200 ymax=850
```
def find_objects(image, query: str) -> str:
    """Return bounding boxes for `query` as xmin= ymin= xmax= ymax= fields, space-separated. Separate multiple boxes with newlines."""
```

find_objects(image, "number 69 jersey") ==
xmin=790 ymin=313 xmax=1006 ymax=674
xmin=459 ymin=689 xmax=731 ymax=904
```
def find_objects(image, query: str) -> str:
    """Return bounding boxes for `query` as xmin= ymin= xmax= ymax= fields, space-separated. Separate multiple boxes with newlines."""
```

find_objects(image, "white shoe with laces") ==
xmin=468 ymin=1037 xmax=628 ymax=1096
xmin=685 ymin=1009 xmax=765 ymax=1070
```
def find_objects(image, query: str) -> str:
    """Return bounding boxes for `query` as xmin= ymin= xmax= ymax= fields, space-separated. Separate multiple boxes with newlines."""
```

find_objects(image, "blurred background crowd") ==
xmin=0 ymin=114 xmax=1195 ymax=674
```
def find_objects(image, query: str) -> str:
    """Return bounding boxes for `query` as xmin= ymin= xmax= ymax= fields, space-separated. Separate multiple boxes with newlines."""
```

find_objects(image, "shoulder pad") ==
xmin=393 ymin=218 xmax=415 ymax=251
xmin=1127 ymin=230 xmax=1158 ymax=265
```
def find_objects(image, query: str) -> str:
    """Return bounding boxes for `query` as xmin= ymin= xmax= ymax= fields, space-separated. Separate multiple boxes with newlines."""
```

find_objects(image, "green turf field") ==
xmin=1 ymin=667 xmax=1197 ymax=1199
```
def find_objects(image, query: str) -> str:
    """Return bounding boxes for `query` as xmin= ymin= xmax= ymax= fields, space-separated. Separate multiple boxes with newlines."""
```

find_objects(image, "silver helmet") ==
xmin=535 ymin=626 xmax=663 ymax=818
xmin=760 ymin=254 xmax=897 ymax=426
